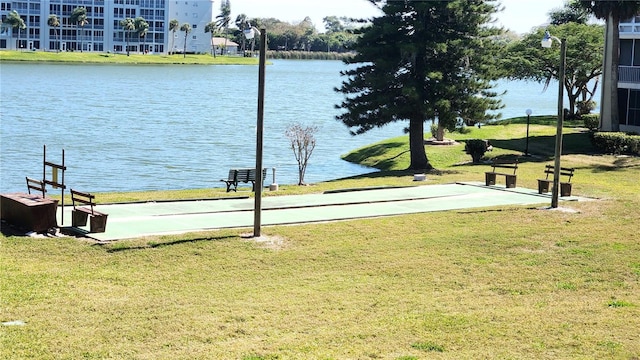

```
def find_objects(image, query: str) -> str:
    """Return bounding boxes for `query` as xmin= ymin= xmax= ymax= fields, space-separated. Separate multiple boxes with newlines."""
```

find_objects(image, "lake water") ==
xmin=0 ymin=60 xmax=588 ymax=193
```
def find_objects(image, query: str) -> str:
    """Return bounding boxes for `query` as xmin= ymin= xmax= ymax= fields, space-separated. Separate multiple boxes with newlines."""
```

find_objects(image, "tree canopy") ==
xmin=504 ymin=23 xmax=604 ymax=118
xmin=335 ymin=0 xmax=503 ymax=171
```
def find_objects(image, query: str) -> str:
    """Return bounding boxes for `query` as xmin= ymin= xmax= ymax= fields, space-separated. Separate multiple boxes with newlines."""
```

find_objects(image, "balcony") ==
xmin=619 ymin=66 xmax=640 ymax=83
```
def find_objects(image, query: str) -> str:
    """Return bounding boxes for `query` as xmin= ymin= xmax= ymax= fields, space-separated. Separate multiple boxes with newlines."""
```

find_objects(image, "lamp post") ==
xmin=525 ymin=109 xmax=532 ymax=156
xmin=541 ymin=31 xmax=566 ymax=209
xmin=253 ymin=28 xmax=266 ymax=237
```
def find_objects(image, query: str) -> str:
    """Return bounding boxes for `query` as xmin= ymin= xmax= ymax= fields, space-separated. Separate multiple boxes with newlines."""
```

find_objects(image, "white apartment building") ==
xmin=0 ymin=0 xmax=214 ymax=54
xmin=618 ymin=16 xmax=640 ymax=132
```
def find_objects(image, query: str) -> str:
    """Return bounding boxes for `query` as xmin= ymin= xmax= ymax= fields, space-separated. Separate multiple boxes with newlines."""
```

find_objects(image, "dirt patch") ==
xmin=240 ymin=233 xmax=287 ymax=250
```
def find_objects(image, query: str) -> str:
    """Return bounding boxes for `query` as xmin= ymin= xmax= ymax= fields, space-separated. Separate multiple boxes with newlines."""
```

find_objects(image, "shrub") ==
xmin=577 ymin=100 xmax=596 ymax=116
xmin=582 ymin=114 xmax=599 ymax=131
xmin=464 ymin=139 xmax=491 ymax=163
xmin=591 ymin=132 xmax=640 ymax=155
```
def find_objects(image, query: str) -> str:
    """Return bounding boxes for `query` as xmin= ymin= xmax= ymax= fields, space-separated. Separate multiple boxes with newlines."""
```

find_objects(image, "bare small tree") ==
xmin=285 ymin=123 xmax=318 ymax=185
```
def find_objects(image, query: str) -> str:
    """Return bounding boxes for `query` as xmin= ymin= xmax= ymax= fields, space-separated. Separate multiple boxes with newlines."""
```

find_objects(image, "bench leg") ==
xmin=228 ymin=182 xmax=237 ymax=192
xmin=90 ymin=215 xmax=108 ymax=233
xmin=485 ymin=173 xmax=496 ymax=186
xmin=72 ymin=210 xmax=88 ymax=227
xmin=538 ymin=180 xmax=550 ymax=194
xmin=505 ymin=175 xmax=517 ymax=188
xmin=560 ymin=182 xmax=572 ymax=197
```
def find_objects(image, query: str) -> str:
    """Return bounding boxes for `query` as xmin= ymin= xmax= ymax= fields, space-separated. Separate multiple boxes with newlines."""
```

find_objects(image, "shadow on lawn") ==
xmin=489 ymin=132 xmax=597 ymax=159
xmin=98 ymin=235 xmax=238 ymax=252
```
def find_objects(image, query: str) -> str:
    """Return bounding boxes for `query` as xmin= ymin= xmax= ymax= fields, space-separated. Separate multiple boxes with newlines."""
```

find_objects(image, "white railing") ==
xmin=619 ymin=66 xmax=640 ymax=83
xmin=619 ymin=23 xmax=640 ymax=34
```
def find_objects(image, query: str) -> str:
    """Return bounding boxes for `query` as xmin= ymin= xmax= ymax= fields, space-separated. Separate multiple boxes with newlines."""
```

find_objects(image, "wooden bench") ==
xmin=537 ymin=165 xmax=575 ymax=197
xmin=485 ymin=159 xmax=518 ymax=188
xmin=70 ymin=189 xmax=108 ymax=233
xmin=220 ymin=168 xmax=267 ymax=192
xmin=26 ymin=177 xmax=46 ymax=197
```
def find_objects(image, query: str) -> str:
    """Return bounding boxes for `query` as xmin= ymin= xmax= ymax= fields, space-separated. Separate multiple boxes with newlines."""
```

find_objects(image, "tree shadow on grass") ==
xmin=489 ymin=132 xmax=597 ymax=160
xmin=591 ymin=156 xmax=640 ymax=173
xmin=341 ymin=141 xmax=409 ymax=170
xmin=98 ymin=235 xmax=238 ymax=252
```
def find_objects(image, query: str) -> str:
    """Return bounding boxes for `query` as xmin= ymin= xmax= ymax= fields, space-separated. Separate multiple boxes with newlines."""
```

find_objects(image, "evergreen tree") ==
xmin=336 ymin=0 xmax=503 ymax=171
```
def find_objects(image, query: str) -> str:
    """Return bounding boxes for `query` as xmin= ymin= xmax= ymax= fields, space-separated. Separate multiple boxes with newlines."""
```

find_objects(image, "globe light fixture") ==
xmin=541 ymin=31 xmax=554 ymax=48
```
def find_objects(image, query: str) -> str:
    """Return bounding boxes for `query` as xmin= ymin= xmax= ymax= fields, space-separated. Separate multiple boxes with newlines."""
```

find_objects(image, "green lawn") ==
xmin=0 ymin=50 xmax=259 ymax=65
xmin=2 ymin=122 xmax=639 ymax=359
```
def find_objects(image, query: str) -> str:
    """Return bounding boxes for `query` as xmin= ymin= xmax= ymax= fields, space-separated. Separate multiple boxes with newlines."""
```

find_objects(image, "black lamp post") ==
xmin=542 ymin=31 xmax=566 ymax=209
xmin=525 ymin=108 xmax=532 ymax=156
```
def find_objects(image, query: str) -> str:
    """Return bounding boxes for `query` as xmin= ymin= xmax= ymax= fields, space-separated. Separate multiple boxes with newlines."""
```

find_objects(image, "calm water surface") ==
xmin=0 ymin=60 xmax=578 ymax=193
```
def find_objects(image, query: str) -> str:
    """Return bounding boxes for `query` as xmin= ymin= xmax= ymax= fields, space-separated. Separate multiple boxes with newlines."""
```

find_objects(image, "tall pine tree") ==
xmin=336 ymin=0 xmax=503 ymax=171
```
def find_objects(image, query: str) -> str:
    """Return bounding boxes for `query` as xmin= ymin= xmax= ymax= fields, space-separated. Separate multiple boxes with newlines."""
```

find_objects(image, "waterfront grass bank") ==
xmin=2 ymin=117 xmax=639 ymax=359
xmin=0 ymin=50 xmax=259 ymax=65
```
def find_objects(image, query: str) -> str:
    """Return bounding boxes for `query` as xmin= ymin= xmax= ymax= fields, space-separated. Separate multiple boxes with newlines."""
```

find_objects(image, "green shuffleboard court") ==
xmin=58 ymin=182 xmax=583 ymax=241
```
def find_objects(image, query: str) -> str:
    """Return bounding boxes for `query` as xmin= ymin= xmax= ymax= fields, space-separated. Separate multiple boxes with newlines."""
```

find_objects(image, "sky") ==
xmin=228 ymin=0 xmax=563 ymax=34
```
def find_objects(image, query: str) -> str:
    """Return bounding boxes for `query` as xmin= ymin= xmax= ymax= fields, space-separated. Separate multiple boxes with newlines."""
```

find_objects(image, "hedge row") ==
xmin=266 ymin=51 xmax=353 ymax=60
xmin=591 ymin=132 xmax=640 ymax=155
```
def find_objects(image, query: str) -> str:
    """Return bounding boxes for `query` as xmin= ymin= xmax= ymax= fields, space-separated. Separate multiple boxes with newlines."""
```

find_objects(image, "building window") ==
xmin=629 ymin=90 xmax=640 ymax=126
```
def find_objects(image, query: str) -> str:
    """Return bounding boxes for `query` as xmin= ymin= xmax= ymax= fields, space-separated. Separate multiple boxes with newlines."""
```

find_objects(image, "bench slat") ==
xmin=26 ymin=177 xmax=46 ymax=197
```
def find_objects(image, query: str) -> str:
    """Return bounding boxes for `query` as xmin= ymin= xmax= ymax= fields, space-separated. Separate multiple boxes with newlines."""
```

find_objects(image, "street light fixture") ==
xmin=525 ymin=109 xmax=532 ymax=156
xmin=541 ymin=30 xmax=566 ymax=209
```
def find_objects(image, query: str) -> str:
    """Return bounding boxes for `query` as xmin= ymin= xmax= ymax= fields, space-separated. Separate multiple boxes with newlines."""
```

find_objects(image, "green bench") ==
xmin=221 ymin=168 xmax=267 ymax=192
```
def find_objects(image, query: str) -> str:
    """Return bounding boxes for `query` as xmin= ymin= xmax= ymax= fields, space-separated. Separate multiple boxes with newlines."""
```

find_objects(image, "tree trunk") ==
xmin=600 ymin=13 xmax=620 ymax=131
xmin=436 ymin=124 xmax=445 ymax=142
xmin=408 ymin=115 xmax=432 ymax=171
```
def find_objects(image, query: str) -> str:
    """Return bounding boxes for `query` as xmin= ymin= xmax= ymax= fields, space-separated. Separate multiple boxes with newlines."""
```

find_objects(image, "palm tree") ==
xmin=69 ymin=6 xmax=88 ymax=52
xmin=120 ymin=17 xmax=135 ymax=56
xmin=5 ymin=10 xmax=26 ymax=50
xmin=204 ymin=21 xmax=218 ymax=57
xmin=134 ymin=17 xmax=149 ymax=54
xmin=180 ymin=23 xmax=192 ymax=58
xmin=215 ymin=0 xmax=231 ymax=55
xmin=169 ymin=19 xmax=179 ymax=55
xmin=47 ymin=14 xmax=60 ymax=52
xmin=579 ymin=0 xmax=640 ymax=131
xmin=235 ymin=14 xmax=249 ymax=54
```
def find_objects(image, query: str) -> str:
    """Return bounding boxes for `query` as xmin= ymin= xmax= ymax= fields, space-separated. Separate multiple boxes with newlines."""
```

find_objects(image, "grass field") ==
xmin=0 ymin=50 xmax=259 ymax=65
xmin=1 ymin=121 xmax=639 ymax=359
